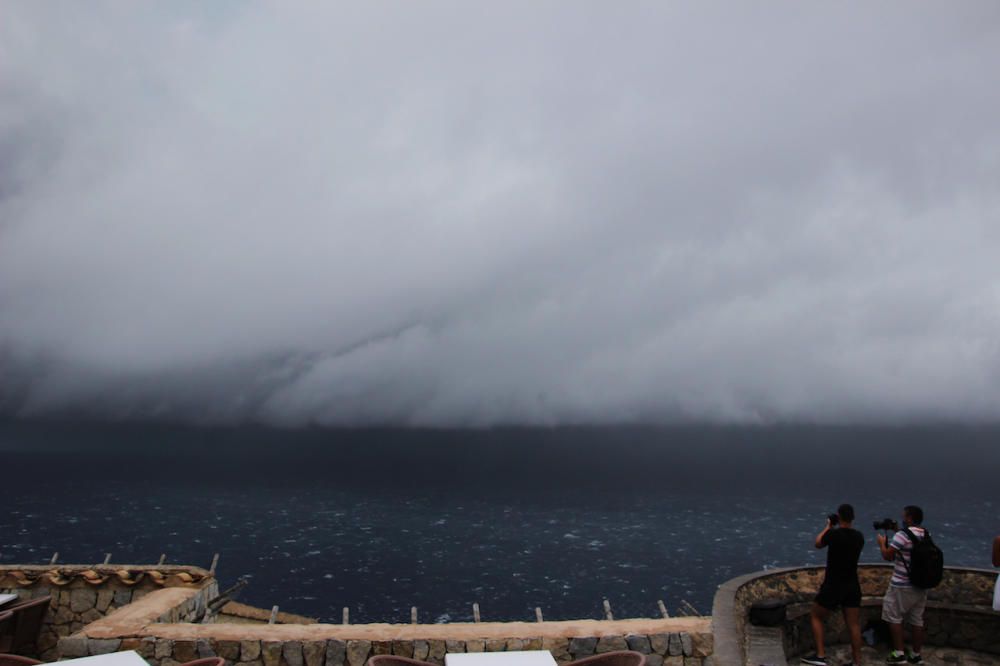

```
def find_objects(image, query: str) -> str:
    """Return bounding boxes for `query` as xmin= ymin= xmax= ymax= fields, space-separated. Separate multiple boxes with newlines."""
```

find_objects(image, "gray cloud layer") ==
xmin=1 ymin=2 xmax=999 ymax=426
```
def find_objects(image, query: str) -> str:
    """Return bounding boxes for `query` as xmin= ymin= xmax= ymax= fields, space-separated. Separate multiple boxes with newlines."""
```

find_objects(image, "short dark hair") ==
xmin=904 ymin=505 xmax=924 ymax=525
xmin=837 ymin=504 xmax=855 ymax=521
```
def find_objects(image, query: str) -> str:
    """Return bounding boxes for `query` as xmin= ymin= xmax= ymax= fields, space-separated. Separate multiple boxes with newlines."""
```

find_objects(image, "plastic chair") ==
xmin=0 ymin=612 xmax=13 ymax=653
xmin=4 ymin=598 xmax=51 ymax=655
xmin=566 ymin=652 xmax=646 ymax=666
xmin=0 ymin=654 xmax=44 ymax=666
xmin=368 ymin=657 xmax=436 ymax=666
xmin=179 ymin=659 xmax=225 ymax=666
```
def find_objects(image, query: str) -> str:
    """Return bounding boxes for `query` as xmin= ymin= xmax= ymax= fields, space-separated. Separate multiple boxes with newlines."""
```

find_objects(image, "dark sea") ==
xmin=2 ymin=423 xmax=997 ymax=624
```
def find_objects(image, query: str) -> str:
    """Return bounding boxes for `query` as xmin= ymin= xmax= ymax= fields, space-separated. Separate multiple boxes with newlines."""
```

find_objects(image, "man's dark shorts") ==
xmin=815 ymin=578 xmax=862 ymax=610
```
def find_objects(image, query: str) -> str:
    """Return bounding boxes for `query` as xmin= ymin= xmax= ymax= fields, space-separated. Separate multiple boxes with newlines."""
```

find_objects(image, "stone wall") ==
xmin=56 ymin=582 xmax=715 ymax=666
xmin=0 ymin=564 xmax=216 ymax=660
xmin=712 ymin=564 xmax=1000 ymax=665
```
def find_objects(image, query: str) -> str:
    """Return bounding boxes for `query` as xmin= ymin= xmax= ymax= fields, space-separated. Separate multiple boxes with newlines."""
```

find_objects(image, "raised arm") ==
xmin=876 ymin=533 xmax=897 ymax=561
xmin=815 ymin=519 xmax=832 ymax=549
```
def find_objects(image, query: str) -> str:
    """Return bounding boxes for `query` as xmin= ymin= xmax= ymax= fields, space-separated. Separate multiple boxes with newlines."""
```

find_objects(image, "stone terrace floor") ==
xmin=817 ymin=644 xmax=997 ymax=666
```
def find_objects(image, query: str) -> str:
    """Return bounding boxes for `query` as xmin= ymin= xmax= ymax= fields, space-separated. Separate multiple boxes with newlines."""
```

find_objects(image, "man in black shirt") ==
xmin=802 ymin=503 xmax=865 ymax=666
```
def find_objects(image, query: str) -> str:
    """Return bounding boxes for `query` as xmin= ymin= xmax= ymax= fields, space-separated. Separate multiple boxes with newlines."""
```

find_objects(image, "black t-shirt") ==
xmin=821 ymin=527 xmax=864 ymax=582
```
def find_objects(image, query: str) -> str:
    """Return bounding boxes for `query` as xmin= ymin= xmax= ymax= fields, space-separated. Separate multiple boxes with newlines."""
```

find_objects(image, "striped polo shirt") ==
xmin=889 ymin=526 xmax=926 ymax=587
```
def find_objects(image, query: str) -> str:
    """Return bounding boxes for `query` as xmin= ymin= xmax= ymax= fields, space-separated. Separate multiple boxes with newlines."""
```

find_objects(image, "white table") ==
xmin=57 ymin=651 xmax=149 ymax=666
xmin=0 ymin=593 xmax=19 ymax=608
xmin=446 ymin=651 xmax=557 ymax=666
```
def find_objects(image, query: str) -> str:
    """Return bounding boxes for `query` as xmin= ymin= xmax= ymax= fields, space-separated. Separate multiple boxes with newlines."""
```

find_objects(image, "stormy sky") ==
xmin=1 ymin=2 xmax=999 ymax=427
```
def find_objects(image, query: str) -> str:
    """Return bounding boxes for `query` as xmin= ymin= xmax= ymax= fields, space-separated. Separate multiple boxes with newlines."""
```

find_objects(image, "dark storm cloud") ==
xmin=1 ymin=2 xmax=999 ymax=426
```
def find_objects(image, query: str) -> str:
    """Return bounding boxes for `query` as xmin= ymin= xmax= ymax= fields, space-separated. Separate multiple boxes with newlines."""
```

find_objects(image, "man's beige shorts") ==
xmin=882 ymin=585 xmax=927 ymax=626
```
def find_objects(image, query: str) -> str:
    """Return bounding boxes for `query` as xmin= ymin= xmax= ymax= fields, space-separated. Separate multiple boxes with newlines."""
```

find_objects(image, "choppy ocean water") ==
xmin=2 ymin=423 xmax=997 ymax=623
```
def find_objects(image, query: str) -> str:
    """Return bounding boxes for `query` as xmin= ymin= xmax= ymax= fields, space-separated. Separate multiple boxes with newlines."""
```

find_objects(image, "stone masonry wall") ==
xmin=116 ymin=629 xmax=716 ymax=666
xmin=714 ymin=564 xmax=1000 ymax=664
xmin=0 ymin=564 xmax=215 ymax=661
xmin=56 ymin=583 xmax=715 ymax=666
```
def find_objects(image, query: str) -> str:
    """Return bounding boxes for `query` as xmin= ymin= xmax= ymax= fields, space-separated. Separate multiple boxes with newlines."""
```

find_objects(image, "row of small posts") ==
xmin=265 ymin=598 xmax=701 ymax=625
xmin=41 ymin=554 xmax=700 ymax=625
xmin=46 ymin=552 xmax=220 ymax=575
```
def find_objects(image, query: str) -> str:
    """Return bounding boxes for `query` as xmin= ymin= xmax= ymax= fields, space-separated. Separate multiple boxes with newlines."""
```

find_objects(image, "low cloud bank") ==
xmin=1 ymin=3 xmax=999 ymax=426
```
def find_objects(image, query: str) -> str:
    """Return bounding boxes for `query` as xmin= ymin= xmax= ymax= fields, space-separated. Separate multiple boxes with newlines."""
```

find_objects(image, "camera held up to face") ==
xmin=873 ymin=518 xmax=899 ymax=532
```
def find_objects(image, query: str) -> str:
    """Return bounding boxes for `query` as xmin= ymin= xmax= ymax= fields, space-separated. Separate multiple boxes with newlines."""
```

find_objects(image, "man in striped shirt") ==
xmin=876 ymin=505 xmax=927 ymax=665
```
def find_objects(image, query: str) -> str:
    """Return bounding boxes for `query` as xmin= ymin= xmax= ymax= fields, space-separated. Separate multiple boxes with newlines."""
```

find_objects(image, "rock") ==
xmin=120 ymin=639 xmax=142 ymax=652
xmin=689 ymin=633 xmax=713 ymax=657
xmin=542 ymin=638 xmax=570 ymax=662
xmin=53 ymin=605 xmax=76 ymax=624
xmin=113 ymin=590 xmax=133 ymax=607
xmin=427 ymin=640 xmax=447 ymax=664
xmin=35 ymin=630 xmax=59 ymax=652
xmin=89 ymin=639 xmax=122 ymax=655
xmin=667 ymin=634 xmax=682 ymax=656
xmin=282 ymin=641 xmax=304 ymax=666
xmin=626 ymin=636 xmax=651 ymax=654
xmin=505 ymin=639 xmax=525 ymax=651
xmin=392 ymin=640 xmax=414 ymax=658
xmin=217 ymin=640 xmax=242 ymax=661
xmin=662 ymin=657 xmax=684 ymax=666
xmin=96 ymin=590 xmax=115 ymax=612
xmin=262 ymin=642 xmax=283 ymax=666
xmin=372 ymin=641 xmax=393 ymax=656
xmin=679 ymin=634 xmax=693 ymax=657
xmin=445 ymin=641 xmax=464 ymax=655
xmin=485 ymin=639 xmax=505 ymax=652
xmin=70 ymin=589 xmax=97 ymax=613
xmin=303 ymin=641 xmax=325 ymax=666
xmin=596 ymin=637 xmax=628 ymax=653
xmin=345 ymin=640 xmax=371 ymax=666
xmin=80 ymin=609 xmax=103 ymax=624
xmin=466 ymin=640 xmax=485 ymax=653
xmin=242 ymin=641 xmax=262 ymax=661
xmin=645 ymin=655 xmax=663 ymax=666
xmin=59 ymin=636 xmax=90 ymax=658
xmin=324 ymin=639 xmax=346 ymax=666
xmin=174 ymin=640 xmax=199 ymax=663
xmin=523 ymin=638 xmax=543 ymax=651
xmin=156 ymin=640 xmax=175 ymax=659
xmin=568 ymin=637 xmax=598 ymax=657
xmin=137 ymin=638 xmax=157 ymax=659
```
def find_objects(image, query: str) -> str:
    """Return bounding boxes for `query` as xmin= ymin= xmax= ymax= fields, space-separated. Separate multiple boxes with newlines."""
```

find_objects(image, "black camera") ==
xmin=828 ymin=513 xmax=840 ymax=526
xmin=873 ymin=518 xmax=899 ymax=531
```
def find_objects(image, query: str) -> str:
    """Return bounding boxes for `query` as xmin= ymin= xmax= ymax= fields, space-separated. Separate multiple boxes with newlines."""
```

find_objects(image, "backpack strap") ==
xmin=897 ymin=528 xmax=920 ymax=576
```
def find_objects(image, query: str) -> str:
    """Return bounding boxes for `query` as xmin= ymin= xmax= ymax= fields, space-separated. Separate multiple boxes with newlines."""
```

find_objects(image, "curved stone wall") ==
xmin=712 ymin=564 xmax=1000 ymax=665
xmin=0 ymin=564 xmax=216 ymax=661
